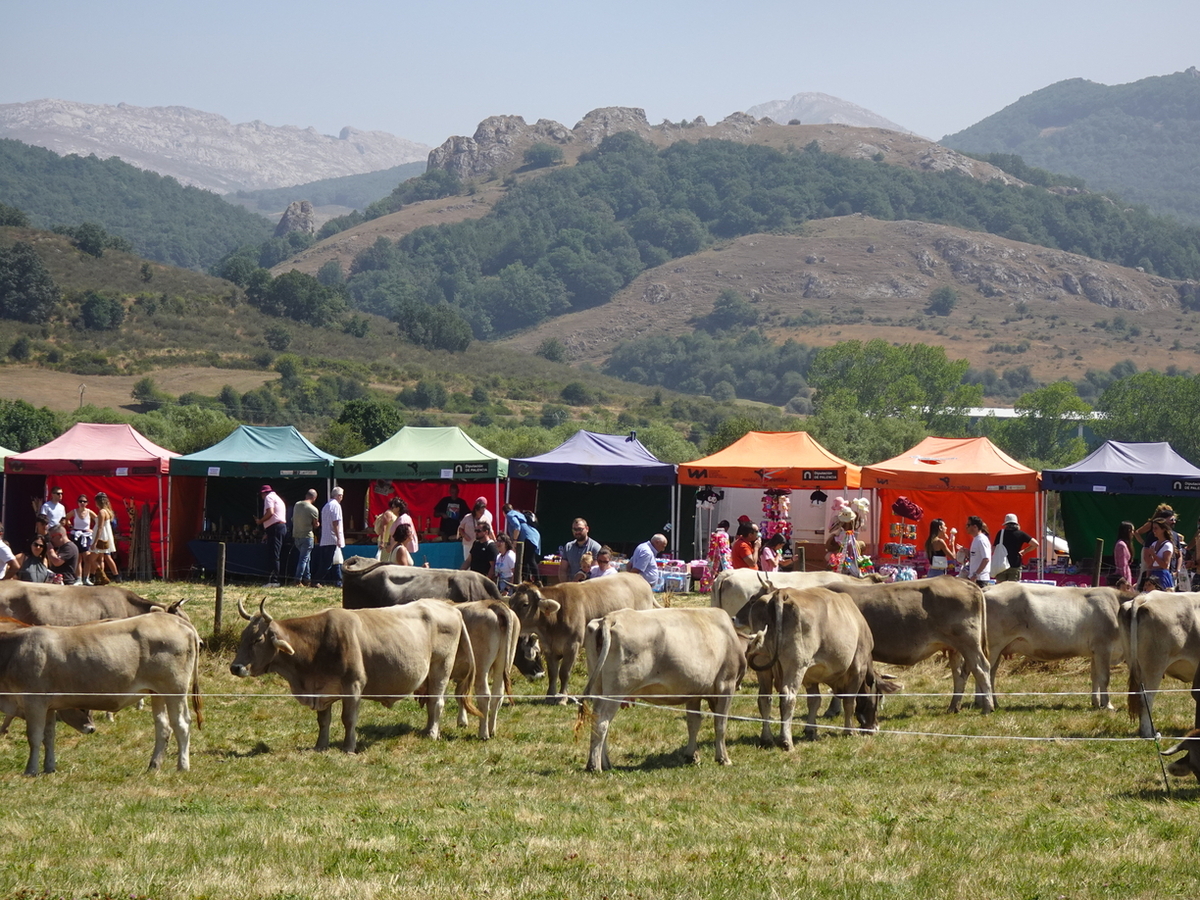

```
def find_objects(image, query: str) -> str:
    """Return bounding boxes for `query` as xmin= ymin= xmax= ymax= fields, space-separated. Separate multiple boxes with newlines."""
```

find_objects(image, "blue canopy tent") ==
xmin=508 ymin=431 xmax=685 ymax=559
xmin=1043 ymin=441 xmax=1200 ymax=571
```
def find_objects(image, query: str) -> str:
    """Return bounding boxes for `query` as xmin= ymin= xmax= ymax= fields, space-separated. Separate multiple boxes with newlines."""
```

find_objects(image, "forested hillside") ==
xmin=943 ymin=69 xmax=1200 ymax=224
xmin=0 ymin=139 xmax=273 ymax=269
xmin=227 ymin=161 xmax=427 ymax=216
xmin=316 ymin=133 xmax=1200 ymax=343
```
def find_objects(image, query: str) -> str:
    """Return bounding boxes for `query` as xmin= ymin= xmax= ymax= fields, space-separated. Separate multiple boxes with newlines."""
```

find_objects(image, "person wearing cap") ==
xmin=993 ymin=513 xmax=1038 ymax=583
xmin=731 ymin=522 xmax=760 ymax=570
xmin=255 ymin=484 xmax=287 ymax=587
xmin=457 ymin=496 xmax=493 ymax=562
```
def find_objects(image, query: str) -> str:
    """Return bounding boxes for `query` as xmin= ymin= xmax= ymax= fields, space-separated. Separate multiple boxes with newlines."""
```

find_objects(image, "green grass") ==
xmin=0 ymin=584 xmax=1196 ymax=899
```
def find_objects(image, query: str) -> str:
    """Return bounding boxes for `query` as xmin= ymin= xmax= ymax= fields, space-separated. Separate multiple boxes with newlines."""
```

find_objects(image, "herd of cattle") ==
xmin=3 ymin=558 xmax=1200 ymax=779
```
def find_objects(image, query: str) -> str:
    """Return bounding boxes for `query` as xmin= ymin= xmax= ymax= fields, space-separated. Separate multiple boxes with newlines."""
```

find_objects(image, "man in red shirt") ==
xmin=731 ymin=522 xmax=760 ymax=569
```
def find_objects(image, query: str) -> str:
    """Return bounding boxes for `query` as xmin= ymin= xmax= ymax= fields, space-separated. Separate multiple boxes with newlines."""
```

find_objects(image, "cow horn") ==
xmin=237 ymin=596 xmax=252 ymax=620
xmin=258 ymin=596 xmax=272 ymax=622
xmin=1161 ymin=740 xmax=1189 ymax=757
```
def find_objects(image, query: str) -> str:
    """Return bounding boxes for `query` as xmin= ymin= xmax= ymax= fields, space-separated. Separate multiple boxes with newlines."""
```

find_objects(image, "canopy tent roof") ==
xmin=4 ymin=423 xmax=178 ymax=475
xmin=170 ymin=425 xmax=335 ymax=478
xmin=1042 ymin=441 xmax=1200 ymax=495
xmin=861 ymin=436 xmax=1039 ymax=492
xmin=509 ymin=430 xmax=675 ymax=485
xmin=0 ymin=445 xmax=13 ymax=459
xmin=337 ymin=426 xmax=507 ymax=480
xmin=677 ymin=431 xmax=861 ymax=489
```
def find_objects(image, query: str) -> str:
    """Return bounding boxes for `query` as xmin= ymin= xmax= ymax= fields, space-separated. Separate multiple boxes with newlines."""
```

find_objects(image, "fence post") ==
xmin=1093 ymin=537 xmax=1105 ymax=587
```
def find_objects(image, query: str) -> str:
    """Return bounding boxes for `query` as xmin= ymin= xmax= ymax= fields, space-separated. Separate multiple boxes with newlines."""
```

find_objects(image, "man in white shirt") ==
xmin=629 ymin=534 xmax=667 ymax=588
xmin=0 ymin=522 xmax=17 ymax=580
xmin=256 ymin=485 xmax=287 ymax=587
xmin=959 ymin=516 xmax=992 ymax=588
xmin=37 ymin=487 xmax=67 ymax=529
xmin=315 ymin=486 xmax=345 ymax=588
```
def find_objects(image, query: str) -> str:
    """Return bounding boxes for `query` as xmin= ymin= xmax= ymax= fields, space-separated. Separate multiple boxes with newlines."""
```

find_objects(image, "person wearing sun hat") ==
xmin=255 ymin=484 xmax=287 ymax=587
xmin=993 ymin=512 xmax=1038 ymax=583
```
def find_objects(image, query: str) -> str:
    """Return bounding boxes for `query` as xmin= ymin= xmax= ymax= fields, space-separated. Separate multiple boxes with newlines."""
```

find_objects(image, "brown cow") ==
xmin=341 ymin=556 xmax=500 ymax=608
xmin=0 ymin=612 xmax=202 ymax=774
xmin=230 ymin=597 xmax=479 ymax=752
xmin=710 ymin=568 xmax=884 ymax=617
xmin=830 ymin=576 xmax=993 ymax=714
xmin=1160 ymin=729 xmax=1200 ymax=781
xmin=580 ymin=607 xmax=750 ymax=771
xmin=734 ymin=587 xmax=898 ymax=748
xmin=451 ymin=600 xmax=520 ymax=740
xmin=508 ymin=574 xmax=658 ymax=703
xmin=1124 ymin=590 xmax=1200 ymax=738
xmin=0 ymin=582 xmax=184 ymax=626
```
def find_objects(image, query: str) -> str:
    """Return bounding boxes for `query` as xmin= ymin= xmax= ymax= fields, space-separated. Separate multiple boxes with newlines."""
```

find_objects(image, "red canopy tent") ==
xmin=860 ymin=436 xmax=1041 ymax=566
xmin=3 ymin=424 xmax=178 ymax=577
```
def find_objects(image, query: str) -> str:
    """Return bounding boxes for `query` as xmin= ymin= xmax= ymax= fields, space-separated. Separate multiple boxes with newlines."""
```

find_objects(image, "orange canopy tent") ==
xmin=677 ymin=431 xmax=862 ymax=490
xmin=860 ymin=436 xmax=1041 ymax=559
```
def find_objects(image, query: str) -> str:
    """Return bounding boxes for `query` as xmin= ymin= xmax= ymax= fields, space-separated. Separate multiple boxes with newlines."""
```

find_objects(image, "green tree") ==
xmin=925 ymin=286 xmax=959 ymax=316
xmin=560 ymin=382 xmax=594 ymax=406
xmin=0 ymin=202 xmax=29 ymax=227
xmin=0 ymin=242 xmax=60 ymax=323
xmin=131 ymin=376 xmax=173 ymax=408
xmin=0 ymin=399 xmax=60 ymax=450
xmin=79 ymin=291 xmax=125 ymax=330
xmin=316 ymin=259 xmax=345 ymax=286
xmin=264 ymin=325 xmax=292 ymax=351
xmin=991 ymin=381 xmax=1092 ymax=468
xmin=8 ymin=336 xmax=31 ymax=361
xmin=337 ymin=398 xmax=404 ymax=447
xmin=524 ymin=143 xmax=565 ymax=169
xmin=1095 ymin=371 xmax=1200 ymax=462
xmin=537 ymin=338 xmax=567 ymax=362
xmin=315 ymin=421 xmax=367 ymax=458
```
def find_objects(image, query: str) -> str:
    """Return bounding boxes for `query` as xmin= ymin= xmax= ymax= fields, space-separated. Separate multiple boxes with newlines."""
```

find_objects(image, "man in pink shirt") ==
xmin=256 ymin=484 xmax=287 ymax=587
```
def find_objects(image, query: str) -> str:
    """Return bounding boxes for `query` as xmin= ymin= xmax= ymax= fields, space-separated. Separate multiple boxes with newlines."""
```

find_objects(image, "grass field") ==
xmin=1 ymin=584 xmax=1197 ymax=900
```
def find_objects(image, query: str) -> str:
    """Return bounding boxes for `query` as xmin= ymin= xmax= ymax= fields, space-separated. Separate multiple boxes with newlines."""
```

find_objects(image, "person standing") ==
xmin=1145 ymin=517 xmax=1176 ymax=591
xmin=731 ymin=522 xmax=760 ymax=570
xmin=960 ymin=516 xmax=992 ymax=588
xmin=559 ymin=517 xmax=601 ymax=582
xmin=37 ymin=487 xmax=67 ymax=529
xmin=458 ymin=497 xmax=493 ymax=561
xmin=925 ymin=518 xmax=958 ymax=575
xmin=463 ymin=521 xmax=498 ymax=577
xmin=0 ymin=523 xmax=17 ymax=580
xmin=629 ymin=534 xmax=667 ymax=588
xmin=502 ymin=503 xmax=541 ymax=585
xmin=45 ymin=526 xmax=79 ymax=585
xmin=759 ymin=534 xmax=787 ymax=573
xmin=993 ymin=513 xmax=1039 ymax=583
xmin=387 ymin=498 xmax=418 ymax=563
xmin=291 ymin=489 xmax=320 ymax=587
xmin=82 ymin=492 xmax=121 ymax=585
xmin=255 ymin=484 xmax=287 ymax=587
xmin=374 ymin=497 xmax=400 ymax=561
xmin=1114 ymin=521 xmax=1135 ymax=588
xmin=493 ymin=534 xmax=517 ymax=591
xmin=315 ymin=486 xmax=345 ymax=588
xmin=433 ymin=483 xmax=467 ymax=542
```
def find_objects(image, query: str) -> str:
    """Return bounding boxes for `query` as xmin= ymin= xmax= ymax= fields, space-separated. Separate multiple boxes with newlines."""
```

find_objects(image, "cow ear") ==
xmin=540 ymin=598 xmax=561 ymax=615
xmin=270 ymin=634 xmax=296 ymax=656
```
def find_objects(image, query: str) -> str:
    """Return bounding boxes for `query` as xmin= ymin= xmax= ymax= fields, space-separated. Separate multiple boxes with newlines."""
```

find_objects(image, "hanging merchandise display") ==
xmin=826 ymin=497 xmax=871 ymax=577
xmin=701 ymin=528 xmax=732 ymax=592
xmin=761 ymin=488 xmax=792 ymax=542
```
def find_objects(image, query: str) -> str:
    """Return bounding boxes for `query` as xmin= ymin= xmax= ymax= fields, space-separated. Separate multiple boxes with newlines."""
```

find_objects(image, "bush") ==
xmin=79 ymin=292 xmax=125 ymax=330
xmin=560 ymin=382 xmax=594 ymax=405
xmin=536 ymin=338 xmax=568 ymax=362
xmin=524 ymin=143 xmax=565 ymax=169
xmin=264 ymin=325 xmax=292 ymax=351
xmin=925 ymin=286 xmax=959 ymax=317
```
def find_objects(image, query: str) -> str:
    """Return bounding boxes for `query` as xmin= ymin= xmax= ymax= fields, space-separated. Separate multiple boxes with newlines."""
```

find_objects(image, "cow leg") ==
xmin=314 ymin=706 xmax=333 ymax=751
xmin=340 ymin=696 xmax=361 ymax=752
xmin=711 ymin=695 xmax=733 ymax=766
xmin=554 ymin=643 xmax=581 ymax=705
xmin=950 ymin=647 xmax=994 ymax=715
xmin=803 ymin=684 xmax=823 ymax=742
xmin=544 ymin=651 xmax=563 ymax=702
xmin=756 ymin=668 xmax=776 ymax=748
xmin=22 ymin=699 xmax=48 ymax=775
xmin=42 ymin=712 xmax=58 ymax=775
xmin=148 ymin=695 xmax=171 ymax=771
xmin=166 ymin=695 xmax=191 ymax=771
xmin=1091 ymin=652 xmax=1114 ymax=710
xmin=1135 ymin=666 xmax=1167 ymax=739
xmin=823 ymin=695 xmax=843 ymax=719
xmin=781 ymin=673 xmax=802 ymax=749
xmin=587 ymin=698 xmax=618 ymax=771
xmin=839 ymin=686 xmax=855 ymax=736
xmin=684 ymin=698 xmax=703 ymax=764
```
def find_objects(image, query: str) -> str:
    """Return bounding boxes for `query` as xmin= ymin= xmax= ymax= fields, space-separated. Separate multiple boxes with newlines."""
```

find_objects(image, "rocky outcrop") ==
xmin=275 ymin=200 xmax=315 ymax=237
xmin=0 ymin=99 xmax=430 ymax=193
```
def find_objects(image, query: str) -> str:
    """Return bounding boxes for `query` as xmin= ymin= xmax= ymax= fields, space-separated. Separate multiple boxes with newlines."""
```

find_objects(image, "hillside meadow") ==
xmin=0 ymin=583 xmax=1196 ymax=899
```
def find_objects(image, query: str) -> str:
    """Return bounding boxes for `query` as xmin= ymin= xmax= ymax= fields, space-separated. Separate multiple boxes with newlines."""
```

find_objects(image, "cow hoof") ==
xmin=717 ymin=756 xmax=732 ymax=766
xmin=782 ymin=740 xmax=796 ymax=751
xmin=758 ymin=738 xmax=775 ymax=750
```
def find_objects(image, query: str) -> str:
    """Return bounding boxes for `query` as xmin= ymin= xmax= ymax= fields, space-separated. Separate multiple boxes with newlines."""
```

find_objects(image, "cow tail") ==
xmin=501 ymin=604 xmax=518 ymax=704
xmin=1127 ymin=596 xmax=1143 ymax=721
xmin=191 ymin=630 xmax=204 ymax=730
xmin=577 ymin=619 xmax=610 ymax=733
xmin=457 ymin=625 xmax=484 ymax=719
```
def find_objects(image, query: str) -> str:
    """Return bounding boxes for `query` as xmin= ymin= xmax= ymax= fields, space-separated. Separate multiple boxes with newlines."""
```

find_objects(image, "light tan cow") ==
xmin=734 ymin=586 xmax=898 ymax=748
xmin=509 ymin=574 xmax=657 ymax=703
xmin=230 ymin=597 xmax=479 ymax=752
xmin=0 ymin=582 xmax=187 ymax=626
xmin=710 ymin=568 xmax=884 ymax=617
xmin=984 ymin=582 xmax=1127 ymax=709
xmin=451 ymin=599 xmax=520 ymax=740
xmin=830 ymin=577 xmax=994 ymax=714
xmin=0 ymin=612 xmax=203 ymax=775
xmin=579 ymin=607 xmax=750 ymax=771
xmin=1124 ymin=590 xmax=1200 ymax=738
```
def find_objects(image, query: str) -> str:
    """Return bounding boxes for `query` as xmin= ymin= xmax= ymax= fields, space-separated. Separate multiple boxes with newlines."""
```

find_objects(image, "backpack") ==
xmin=523 ymin=510 xmax=538 ymax=527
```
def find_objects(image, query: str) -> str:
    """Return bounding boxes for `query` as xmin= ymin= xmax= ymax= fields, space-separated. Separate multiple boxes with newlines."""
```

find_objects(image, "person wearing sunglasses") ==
xmin=14 ymin=533 xmax=53 ymax=583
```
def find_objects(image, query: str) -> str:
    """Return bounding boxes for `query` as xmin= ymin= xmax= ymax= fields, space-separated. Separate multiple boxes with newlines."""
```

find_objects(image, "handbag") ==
xmin=990 ymin=541 xmax=1010 ymax=577
xmin=890 ymin=496 xmax=924 ymax=521
xmin=94 ymin=538 xmax=111 ymax=551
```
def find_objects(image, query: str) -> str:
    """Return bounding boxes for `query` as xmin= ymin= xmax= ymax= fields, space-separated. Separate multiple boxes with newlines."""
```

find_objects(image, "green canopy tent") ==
xmin=336 ymin=427 xmax=508 ymax=569
xmin=170 ymin=426 xmax=336 ymax=578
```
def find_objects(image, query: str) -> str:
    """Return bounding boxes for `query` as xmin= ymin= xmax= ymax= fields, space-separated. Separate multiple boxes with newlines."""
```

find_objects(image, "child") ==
xmin=576 ymin=552 xmax=593 ymax=582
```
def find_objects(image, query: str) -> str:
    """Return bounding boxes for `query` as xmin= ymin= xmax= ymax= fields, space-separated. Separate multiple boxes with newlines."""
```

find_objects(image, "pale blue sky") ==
xmin=3 ymin=0 xmax=1197 ymax=147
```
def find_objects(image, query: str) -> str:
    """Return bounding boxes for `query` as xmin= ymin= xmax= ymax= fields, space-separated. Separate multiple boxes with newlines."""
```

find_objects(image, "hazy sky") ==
xmin=4 ymin=0 xmax=1197 ymax=147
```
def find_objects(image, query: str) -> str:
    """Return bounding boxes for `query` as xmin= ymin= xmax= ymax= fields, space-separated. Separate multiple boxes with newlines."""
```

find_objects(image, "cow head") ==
xmin=230 ymin=597 xmax=296 ymax=678
xmin=508 ymin=583 xmax=560 ymax=629
xmin=852 ymin=669 xmax=902 ymax=732
xmin=1161 ymin=730 xmax=1200 ymax=781
xmin=513 ymin=634 xmax=545 ymax=681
